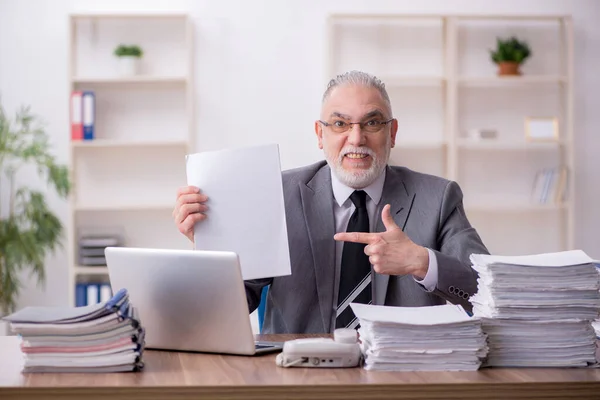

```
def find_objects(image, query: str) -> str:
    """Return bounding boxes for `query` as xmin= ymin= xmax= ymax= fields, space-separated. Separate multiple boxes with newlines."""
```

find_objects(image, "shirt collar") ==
xmin=330 ymin=167 xmax=386 ymax=207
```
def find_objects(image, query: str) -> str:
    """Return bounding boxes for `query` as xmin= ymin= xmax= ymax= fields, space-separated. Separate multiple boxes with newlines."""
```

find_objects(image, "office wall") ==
xmin=0 ymin=0 xmax=599 ymax=317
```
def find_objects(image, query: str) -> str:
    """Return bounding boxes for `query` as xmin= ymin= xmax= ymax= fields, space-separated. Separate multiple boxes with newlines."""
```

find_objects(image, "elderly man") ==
xmin=173 ymin=70 xmax=489 ymax=334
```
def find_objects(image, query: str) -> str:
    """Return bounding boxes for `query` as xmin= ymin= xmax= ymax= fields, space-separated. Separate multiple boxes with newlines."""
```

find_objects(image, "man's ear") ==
xmin=315 ymin=120 xmax=324 ymax=149
xmin=390 ymin=118 xmax=398 ymax=148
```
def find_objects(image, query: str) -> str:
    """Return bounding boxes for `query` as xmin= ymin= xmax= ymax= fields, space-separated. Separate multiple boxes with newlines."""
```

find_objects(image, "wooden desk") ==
xmin=2 ymin=335 xmax=600 ymax=400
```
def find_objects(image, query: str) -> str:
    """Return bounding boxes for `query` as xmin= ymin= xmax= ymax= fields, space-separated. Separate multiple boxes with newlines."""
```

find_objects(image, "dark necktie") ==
xmin=336 ymin=190 xmax=372 ymax=329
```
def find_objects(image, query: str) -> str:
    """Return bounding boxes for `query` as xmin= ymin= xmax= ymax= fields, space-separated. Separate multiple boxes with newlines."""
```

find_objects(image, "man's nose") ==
xmin=346 ymin=124 xmax=366 ymax=146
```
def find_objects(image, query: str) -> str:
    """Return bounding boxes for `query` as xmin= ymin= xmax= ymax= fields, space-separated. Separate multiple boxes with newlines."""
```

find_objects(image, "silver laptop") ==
xmin=104 ymin=246 xmax=282 ymax=355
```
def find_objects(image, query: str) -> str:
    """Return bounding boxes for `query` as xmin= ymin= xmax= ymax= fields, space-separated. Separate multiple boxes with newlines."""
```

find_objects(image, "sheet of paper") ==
xmin=185 ymin=143 xmax=291 ymax=280
xmin=470 ymin=250 xmax=596 ymax=267
xmin=350 ymin=303 xmax=472 ymax=325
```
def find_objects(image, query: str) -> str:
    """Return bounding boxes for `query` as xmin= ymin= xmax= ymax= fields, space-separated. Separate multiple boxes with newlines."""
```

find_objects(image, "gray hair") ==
xmin=322 ymin=70 xmax=392 ymax=114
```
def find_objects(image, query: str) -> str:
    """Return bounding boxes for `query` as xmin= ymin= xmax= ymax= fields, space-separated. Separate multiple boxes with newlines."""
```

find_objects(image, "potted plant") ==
xmin=0 ymin=101 xmax=71 ymax=324
xmin=489 ymin=36 xmax=532 ymax=76
xmin=113 ymin=44 xmax=144 ymax=76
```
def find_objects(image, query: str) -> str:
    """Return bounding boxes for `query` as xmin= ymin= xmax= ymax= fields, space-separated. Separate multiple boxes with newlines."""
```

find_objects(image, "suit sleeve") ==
xmin=244 ymin=278 xmax=273 ymax=314
xmin=431 ymin=181 xmax=489 ymax=312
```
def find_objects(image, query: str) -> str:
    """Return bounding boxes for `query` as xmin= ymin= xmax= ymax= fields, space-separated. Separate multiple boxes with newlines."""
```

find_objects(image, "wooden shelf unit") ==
xmin=66 ymin=12 xmax=195 ymax=306
xmin=326 ymin=13 xmax=574 ymax=256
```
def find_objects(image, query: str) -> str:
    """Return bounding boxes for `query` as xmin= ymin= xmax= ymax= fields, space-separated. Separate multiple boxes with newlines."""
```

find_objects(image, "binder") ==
xmin=70 ymin=91 xmax=83 ymax=140
xmin=100 ymin=284 xmax=112 ymax=303
xmin=554 ymin=166 xmax=569 ymax=204
xmin=79 ymin=248 xmax=107 ymax=257
xmin=86 ymin=284 xmax=100 ymax=306
xmin=80 ymin=236 xmax=119 ymax=247
xmin=82 ymin=91 xmax=95 ymax=140
xmin=3 ymin=288 xmax=131 ymax=324
xmin=79 ymin=256 xmax=106 ymax=266
xmin=75 ymin=283 xmax=87 ymax=307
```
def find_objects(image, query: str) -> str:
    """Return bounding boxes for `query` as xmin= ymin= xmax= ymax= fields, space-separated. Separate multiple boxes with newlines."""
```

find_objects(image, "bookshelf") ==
xmin=67 ymin=13 xmax=195 ymax=307
xmin=326 ymin=14 xmax=574 ymax=256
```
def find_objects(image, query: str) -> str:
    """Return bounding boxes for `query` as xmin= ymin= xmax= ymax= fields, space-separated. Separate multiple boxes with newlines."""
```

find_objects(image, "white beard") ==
xmin=325 ymin=140 xmax=390 ymax=189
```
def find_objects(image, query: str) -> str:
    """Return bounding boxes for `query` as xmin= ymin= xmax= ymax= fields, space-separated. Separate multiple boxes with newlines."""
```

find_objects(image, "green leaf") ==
xmin=113 ymin=44 xmax=143 ymax=58
xmin=489 ymin=36 xmax=532 ymax=65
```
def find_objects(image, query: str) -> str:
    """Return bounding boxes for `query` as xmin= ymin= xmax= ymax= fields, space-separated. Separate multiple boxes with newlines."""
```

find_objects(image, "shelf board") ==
xmin=71 ymin=139 xmax=189 ymax=149
xmin=330 ymin=14 xmax=568 ymax=21
xmin=70 ymin=12 xmax=188 ymax=20
xmin=72 ymin=76 xmax=187 ymax=85
xmin=458 ymin=75 xmax=567 ymax=87
xmin=75 ymin=203 xmax=174 ymax=212
xmin=330 ymin=14 xmax=445 ymax=21
xmin=74 ymin=266 xmax=108 ymax=275
xmin=380 ymin=76 xmax=445 ymax=87
xmin=456 ymin=139 xmax=562 ymax=151
xmin=456 ymin=14 xmax=568 ymax=21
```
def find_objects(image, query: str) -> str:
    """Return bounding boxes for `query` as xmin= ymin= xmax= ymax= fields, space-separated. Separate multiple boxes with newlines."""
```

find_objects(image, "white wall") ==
xmin=0 ymin=0 xmax=599 ymax=313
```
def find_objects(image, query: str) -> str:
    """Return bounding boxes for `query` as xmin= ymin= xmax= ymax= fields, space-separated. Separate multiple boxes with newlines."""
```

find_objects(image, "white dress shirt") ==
xmin=330 ymin=169 xmax=439 ymax=300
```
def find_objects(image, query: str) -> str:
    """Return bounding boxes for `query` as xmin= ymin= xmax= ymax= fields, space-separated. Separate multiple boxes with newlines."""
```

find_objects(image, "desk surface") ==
xmin=2 ymin=335 xmax=600 ymax=400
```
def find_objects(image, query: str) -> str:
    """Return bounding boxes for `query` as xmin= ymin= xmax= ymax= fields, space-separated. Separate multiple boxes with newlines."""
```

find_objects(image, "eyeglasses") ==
xmin=319 ymin=118 xmax=394 ymax=134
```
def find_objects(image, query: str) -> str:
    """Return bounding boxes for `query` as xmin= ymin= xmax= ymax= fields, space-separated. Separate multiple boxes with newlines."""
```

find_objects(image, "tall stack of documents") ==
xmin=2 ymin=288 xmax=145 ymax=373
xmin=350 ymin=303 xmax=488 ymax=371
xmin=469 ymin=250 xmax=600 ymax=367
xmin=594 ymin=264 xmax=600 ymax=339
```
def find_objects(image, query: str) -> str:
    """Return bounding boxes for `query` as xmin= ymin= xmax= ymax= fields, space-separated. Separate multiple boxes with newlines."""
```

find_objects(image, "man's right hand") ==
xmin=173 ymin=186 xmax=209 ymax=243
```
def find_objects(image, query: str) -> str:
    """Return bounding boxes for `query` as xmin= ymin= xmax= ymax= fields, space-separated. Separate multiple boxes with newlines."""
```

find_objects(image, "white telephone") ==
xmin=275 ymin=329 xmax=363 ymax=368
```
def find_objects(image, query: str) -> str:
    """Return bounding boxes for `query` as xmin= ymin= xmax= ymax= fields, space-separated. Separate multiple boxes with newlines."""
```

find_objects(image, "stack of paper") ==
xmin=350 ymin=303 xmax=488 ymax=371
xmin=470 ymin=250 xmax=600 ymax=367
xmin=594 ymin=264 xmax=600 ymax=339
xmin=2 ymin=288 xmax=144 ymax=373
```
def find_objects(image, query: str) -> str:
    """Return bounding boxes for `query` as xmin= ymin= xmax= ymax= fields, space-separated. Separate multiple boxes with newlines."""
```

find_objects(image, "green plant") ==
xmin=490 ymin=36 xmax=532 ymax=64
xmin=113 ymin=44 xmax=143 ymax=58
xmin=0 ymin=101 xmax=71 ymax=316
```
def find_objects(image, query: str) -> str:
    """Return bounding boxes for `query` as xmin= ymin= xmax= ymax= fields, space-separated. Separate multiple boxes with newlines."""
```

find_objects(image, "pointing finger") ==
xmin=334 ymin=232 xmax=379 ymax=244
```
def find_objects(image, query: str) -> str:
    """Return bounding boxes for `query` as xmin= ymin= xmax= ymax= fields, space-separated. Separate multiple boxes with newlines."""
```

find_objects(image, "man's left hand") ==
xmin=333 ymin=204 xmax=429 ymax=279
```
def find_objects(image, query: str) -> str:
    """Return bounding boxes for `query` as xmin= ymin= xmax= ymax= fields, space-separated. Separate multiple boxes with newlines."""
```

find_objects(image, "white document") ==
xmin=470 ymin=249 xmax=597 ymax=268
xmin=185 ymin=144 xmax=291 ymax=280
xmin=350 ymin=303 xmax=472 ymax=325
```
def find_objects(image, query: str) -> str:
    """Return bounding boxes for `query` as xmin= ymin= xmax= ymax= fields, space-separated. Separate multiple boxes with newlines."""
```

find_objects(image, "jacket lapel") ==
xmin=373 ymin=167 xmax=415 ymax=305
xmin=299 ymin=165 xmax=336 ymax=332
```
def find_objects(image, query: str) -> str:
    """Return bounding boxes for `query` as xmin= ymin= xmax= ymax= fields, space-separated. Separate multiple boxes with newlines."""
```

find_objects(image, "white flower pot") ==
xmin=117 ymin=56 xmax=140 ymax=76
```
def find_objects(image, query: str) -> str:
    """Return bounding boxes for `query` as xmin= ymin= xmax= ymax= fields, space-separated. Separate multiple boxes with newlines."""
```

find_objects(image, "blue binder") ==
xmin=75 ymin=283 xmax=87 ymax=307
xmin=82 ymin=91 xmax=95 ymax=140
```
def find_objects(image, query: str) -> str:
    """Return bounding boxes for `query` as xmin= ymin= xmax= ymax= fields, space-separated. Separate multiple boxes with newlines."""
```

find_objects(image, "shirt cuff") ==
xmin=414 ymin=248 xmax=438 ymax=292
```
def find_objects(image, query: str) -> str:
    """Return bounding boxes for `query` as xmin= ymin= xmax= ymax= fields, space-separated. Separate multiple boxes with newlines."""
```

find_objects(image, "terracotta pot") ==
xmin=497 ymin=62 xmax=521 ymax=76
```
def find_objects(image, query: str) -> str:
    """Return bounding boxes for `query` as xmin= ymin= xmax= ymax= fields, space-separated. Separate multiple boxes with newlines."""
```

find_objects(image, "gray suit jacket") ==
xmin=245 ymin=161 xmax=489 ymax=334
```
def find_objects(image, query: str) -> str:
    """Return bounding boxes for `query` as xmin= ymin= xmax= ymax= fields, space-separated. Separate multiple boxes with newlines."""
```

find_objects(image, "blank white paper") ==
xmin=350 ymin=303 xmax=472 ymax=325
xmin=185 ymin=144 xmax=291 ymax=280
xmin=470 ymin=250 xmax=596 ymax=268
